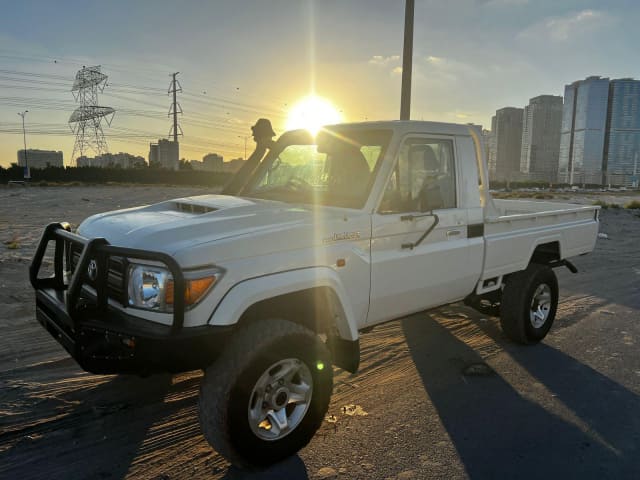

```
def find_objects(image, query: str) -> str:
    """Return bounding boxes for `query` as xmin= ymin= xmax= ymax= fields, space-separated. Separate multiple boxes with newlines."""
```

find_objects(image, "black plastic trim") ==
xmin=467 ymin=223 xmax=484 ymax=238
xmin=549 ymin=259 xmax=578 ymax=274
xmin=326 ymin=336 xmax=360 ymax=373
xmin=35 ymin=287 xmax=232 ymax=374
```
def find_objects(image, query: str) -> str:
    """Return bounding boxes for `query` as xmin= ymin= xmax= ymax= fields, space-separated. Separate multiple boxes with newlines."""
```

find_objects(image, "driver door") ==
xmin=367 ymin=135 xmax=475 ymax=325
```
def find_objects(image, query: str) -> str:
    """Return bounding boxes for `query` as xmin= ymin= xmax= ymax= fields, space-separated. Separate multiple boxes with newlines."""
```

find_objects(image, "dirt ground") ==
xmin=1 ymin=185 xmax=639 ymax=480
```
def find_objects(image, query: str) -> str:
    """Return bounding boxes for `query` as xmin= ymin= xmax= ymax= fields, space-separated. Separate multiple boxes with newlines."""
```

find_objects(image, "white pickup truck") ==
xmin=30 ymin=121 xmax=599 ymax=467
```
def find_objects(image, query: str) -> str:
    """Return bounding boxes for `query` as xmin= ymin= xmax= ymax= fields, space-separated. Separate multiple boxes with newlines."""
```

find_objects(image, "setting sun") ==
xmin=285 ymin=95 xmax=343 ymax=135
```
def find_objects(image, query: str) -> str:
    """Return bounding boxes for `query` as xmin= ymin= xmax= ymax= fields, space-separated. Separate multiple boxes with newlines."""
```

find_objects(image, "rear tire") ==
xmin=198 ymin=319 xmax=333 ymax=468
xmin=500 ymin=264 xmax=558 ymax=344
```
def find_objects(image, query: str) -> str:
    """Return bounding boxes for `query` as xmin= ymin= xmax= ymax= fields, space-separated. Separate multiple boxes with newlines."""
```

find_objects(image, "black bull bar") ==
xmin=29 ymin=222 xmax=186 ymax=333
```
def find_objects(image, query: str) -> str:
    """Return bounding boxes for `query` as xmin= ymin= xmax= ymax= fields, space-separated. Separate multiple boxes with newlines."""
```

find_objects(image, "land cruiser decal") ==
xmin=323 ymin=231 xmax=361 ymax=244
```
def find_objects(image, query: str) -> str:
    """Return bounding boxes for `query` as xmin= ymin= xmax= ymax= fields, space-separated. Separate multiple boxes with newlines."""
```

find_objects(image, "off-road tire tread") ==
xmin=500 ymin=263 xmax=558 ymax=344
xmin=198 ymin=318 xmax=332 ymax=468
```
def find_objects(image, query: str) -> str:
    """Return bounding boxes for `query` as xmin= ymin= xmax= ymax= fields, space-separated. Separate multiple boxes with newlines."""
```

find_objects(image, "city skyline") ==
xmin=3 ymin=0 xmax=640 ymax=167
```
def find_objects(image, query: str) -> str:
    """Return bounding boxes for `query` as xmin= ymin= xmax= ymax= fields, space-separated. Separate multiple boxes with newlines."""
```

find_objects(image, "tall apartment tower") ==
xmin=149 ymin=143 xmax=159 ymax=166
xmin=486 ymin=115 xmax=497 ymax=176
xmin=493 ymin=107 xmax=524 ymax=182
xmin=158 ymin=139 xmax=179 ymax=170
xmin=149 ymin=139 xmax=179 ymax=170
xmin=604 ymin=78 xmax=640 ymax=186
xmin=559 ymin=76 xmax=610 ymax=184
xmin=520 ymin=95 xmax=563 ymax=182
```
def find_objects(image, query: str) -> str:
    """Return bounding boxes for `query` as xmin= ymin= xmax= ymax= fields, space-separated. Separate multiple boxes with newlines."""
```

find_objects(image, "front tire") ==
xmin=500 ymin=264 xmax=558 ymax=344
xmin=198 ymin=319 xmax=333 ymax=468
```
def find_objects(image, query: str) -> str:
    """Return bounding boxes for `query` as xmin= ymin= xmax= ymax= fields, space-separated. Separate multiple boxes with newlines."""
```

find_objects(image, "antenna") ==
xmin=68 ymin=66 xmax=115 ymax=164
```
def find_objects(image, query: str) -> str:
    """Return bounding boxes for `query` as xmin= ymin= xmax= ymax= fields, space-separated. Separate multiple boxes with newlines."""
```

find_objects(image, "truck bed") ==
xmin=480 ymin=199 xmax=599 ymax=280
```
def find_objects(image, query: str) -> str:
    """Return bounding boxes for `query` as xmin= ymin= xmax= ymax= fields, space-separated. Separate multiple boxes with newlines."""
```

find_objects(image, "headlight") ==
xmin=128 ymin=264 xmax=171 ymax=311
xmin=127 ymin=263 xmax=222 ymax=312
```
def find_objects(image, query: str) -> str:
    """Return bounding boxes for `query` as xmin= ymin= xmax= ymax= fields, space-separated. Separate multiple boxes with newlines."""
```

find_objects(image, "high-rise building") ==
xmin=203 ymin=153 xmax=224 ymax=171
xmin=149 ymin=139 xmax=179 ymax=170
xmin=149 ymin=143 xmax=159 ymax=166
xmin=520 ymin=95 xmax=563 ymax=182
xmin=486 ymin=115 xmax=497 ymax=176
xmin=17 ymin=149 xmax=64 ymax=168
xmin=604 ymin=78 xmax=640 ymax=186
xmin=559 ymin=76 xmax=610 ymax=184
xmin=493 ymin=107 xmax=523 ymax=182
xmin=559 ymin=76 xmax=640 ymax=186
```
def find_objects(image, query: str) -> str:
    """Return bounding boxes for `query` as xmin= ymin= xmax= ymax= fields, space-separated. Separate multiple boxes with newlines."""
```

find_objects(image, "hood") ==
xmin=77 ymin=194 xmax=326 ymax=256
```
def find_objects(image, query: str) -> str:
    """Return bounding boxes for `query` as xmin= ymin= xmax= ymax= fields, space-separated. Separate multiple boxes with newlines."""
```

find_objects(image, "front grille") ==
xmin=68 ymin=243 xmax=126 ymax=305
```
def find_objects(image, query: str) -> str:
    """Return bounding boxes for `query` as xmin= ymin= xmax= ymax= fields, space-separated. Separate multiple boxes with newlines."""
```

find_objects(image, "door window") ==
xmin=379 ymin=138 xmax=456 ymax=213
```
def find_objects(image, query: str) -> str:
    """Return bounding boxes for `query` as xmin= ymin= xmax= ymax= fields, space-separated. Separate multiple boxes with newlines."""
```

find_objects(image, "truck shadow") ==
xmin=221 ymin=457 xmax=308 ymax=480
xmin=476 ymin=318 xmax=640 ymax=475
xmin=401 ymin=312 xmax=640 ymax=479
xmin=1 ymin=367 xmax=179 ymax=480
xmin=0 ymin=361 xmax=309 ymax=480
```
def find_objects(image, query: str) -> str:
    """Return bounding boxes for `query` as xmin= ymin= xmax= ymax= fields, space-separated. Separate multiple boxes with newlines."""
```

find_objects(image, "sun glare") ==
xmin=285 ymin=96 xmax=343 ymax=135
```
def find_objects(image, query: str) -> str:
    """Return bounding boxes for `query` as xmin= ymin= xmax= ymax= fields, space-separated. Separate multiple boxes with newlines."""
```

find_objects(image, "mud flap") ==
xmin=326 ymin=336 xmax=360 ymax=373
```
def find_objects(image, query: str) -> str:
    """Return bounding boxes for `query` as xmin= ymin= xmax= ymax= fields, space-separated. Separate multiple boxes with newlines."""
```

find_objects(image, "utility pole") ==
xmin=168 ymin=72 xmax=183 ymax=142
xmin=18 ymin=110 xmax=29 ymax=179
xmin=400 ymin=0 xmax=415 ymax=120
xmin=238 ymin=135 xmax=249 ymax=160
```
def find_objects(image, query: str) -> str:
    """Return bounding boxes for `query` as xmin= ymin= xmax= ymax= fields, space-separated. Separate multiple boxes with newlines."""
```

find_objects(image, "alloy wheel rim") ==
xmin=530 ymin=283 xmax=552 ymax=329
xmin=247 ymin=358 xmax=313 ymax=441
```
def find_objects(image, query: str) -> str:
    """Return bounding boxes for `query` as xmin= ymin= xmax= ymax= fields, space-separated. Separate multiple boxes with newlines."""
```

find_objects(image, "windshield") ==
xmin=242 ymin=128 xmax=392 ymax=208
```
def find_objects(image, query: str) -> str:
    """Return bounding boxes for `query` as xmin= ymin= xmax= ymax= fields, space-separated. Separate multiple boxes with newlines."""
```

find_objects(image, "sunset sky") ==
xmin=1 ymin=0 xmax=640 ymax=167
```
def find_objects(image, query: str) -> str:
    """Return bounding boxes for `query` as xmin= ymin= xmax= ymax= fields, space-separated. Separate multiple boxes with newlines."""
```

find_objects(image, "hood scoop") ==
xmin=174 ymin=202 xmax=217 ymax=214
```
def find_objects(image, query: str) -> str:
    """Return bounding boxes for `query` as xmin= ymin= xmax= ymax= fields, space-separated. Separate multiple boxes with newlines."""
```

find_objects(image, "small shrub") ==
xmin=624 ymin=200 xmax=640 ymax=209
xmin=593 ymin=200 xmax=609 ymax=209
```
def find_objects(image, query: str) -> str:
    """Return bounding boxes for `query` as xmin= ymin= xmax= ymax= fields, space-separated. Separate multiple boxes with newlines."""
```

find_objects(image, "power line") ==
xmin=0 ymin=64 xmax=295 ymax=161
xmin=0 ymin=68 xmax=288 ymax=117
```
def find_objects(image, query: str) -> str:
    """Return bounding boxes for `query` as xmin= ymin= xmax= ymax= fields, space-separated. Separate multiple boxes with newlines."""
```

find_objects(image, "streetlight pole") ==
xmin=18 ymin=110 xmax=29 ymax=179
xmin=238 ymin=135 xmax=249 ymax=160
xmin=400 ymin=0 xmax=415 ymax=120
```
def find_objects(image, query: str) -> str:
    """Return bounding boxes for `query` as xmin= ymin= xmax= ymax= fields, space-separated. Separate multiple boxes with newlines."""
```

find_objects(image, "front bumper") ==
xmin=30 ymin=223 xmax=231 ymax=375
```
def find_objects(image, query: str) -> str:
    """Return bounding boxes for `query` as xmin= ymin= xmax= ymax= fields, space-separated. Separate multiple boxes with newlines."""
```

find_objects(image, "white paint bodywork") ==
xmin=76 ymin=121 xmax=599 ymax=340
xmin=483 ymin=199 xmax=599 ymax=280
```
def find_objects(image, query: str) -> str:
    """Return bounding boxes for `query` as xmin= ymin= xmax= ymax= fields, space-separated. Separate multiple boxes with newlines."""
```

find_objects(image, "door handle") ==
xmin=446 ymin=229 xmax=461 ymax=238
